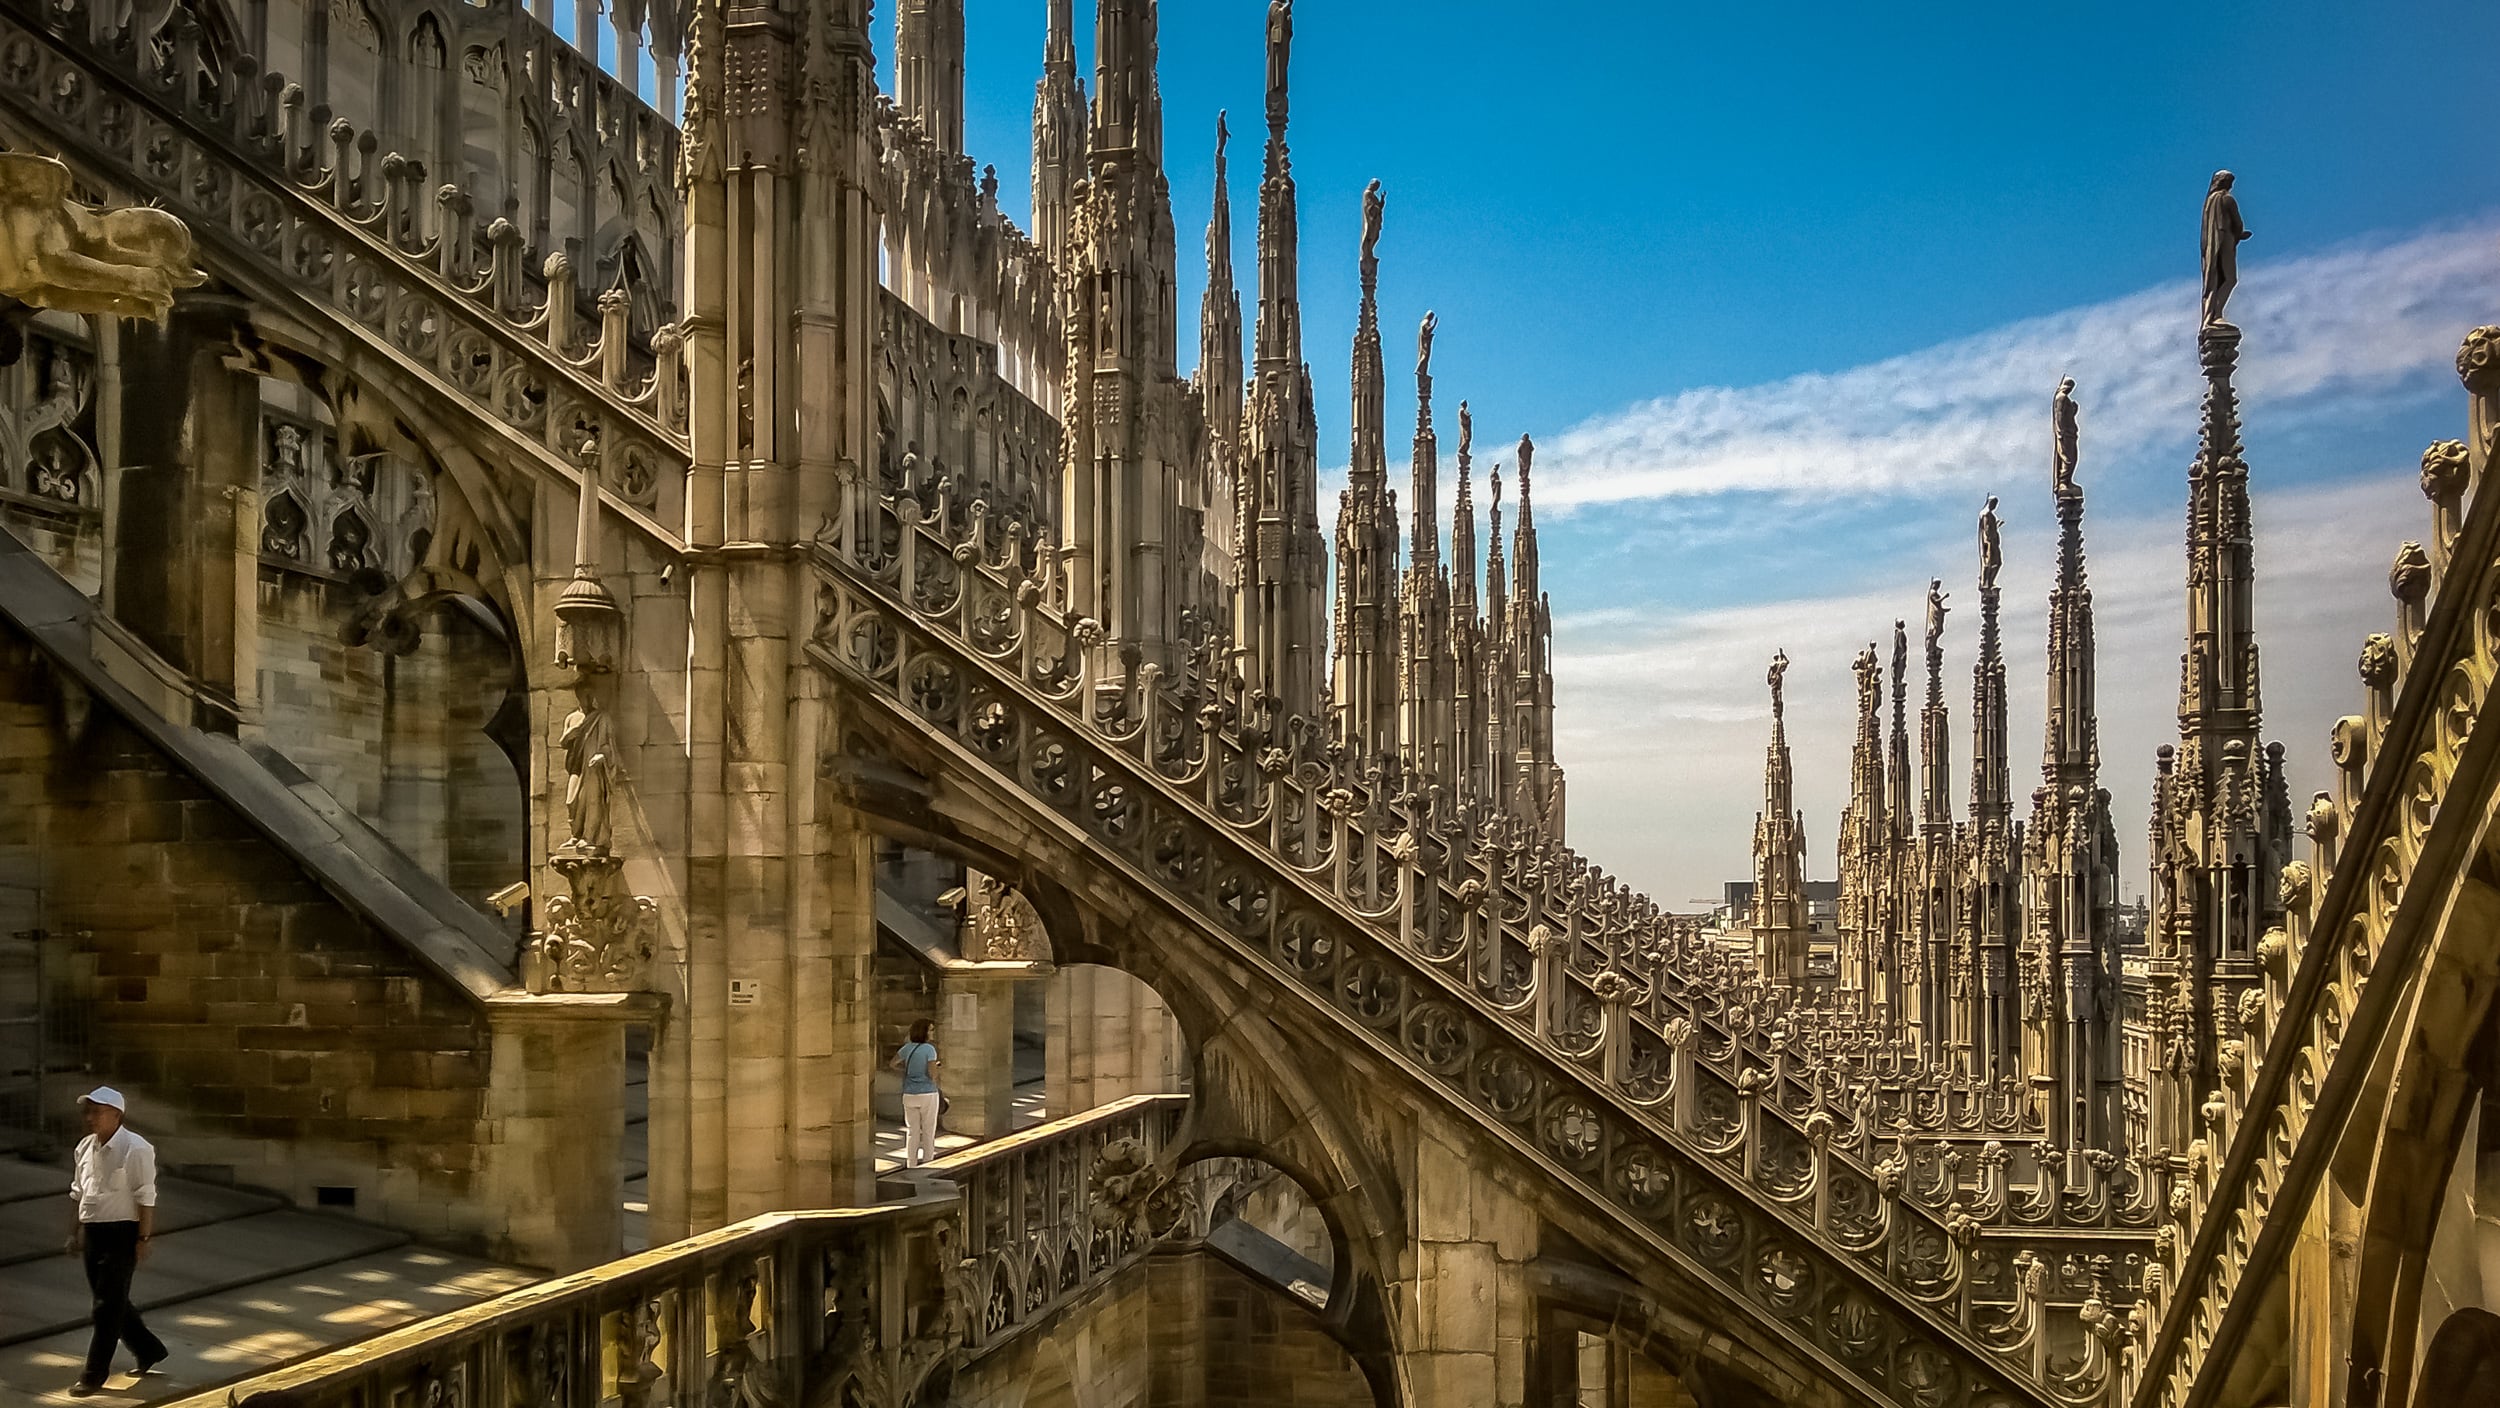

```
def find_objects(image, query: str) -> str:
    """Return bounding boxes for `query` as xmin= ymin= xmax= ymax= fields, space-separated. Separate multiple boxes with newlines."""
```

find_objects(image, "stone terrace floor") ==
xmin=0 ymin=1154 xmax=534 ymax=1405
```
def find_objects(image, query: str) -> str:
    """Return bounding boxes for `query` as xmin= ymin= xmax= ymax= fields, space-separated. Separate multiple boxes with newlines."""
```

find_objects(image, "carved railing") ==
xmin=2124 ymin=334 xmax=2500 ymax=1407
xmin=809 ymin=487 xmax=2157 ymax=1408
xmin=925 ymin=1092 xmax=1189 ymax=1357
xmin=175 ymin=1204 xmax=957 ymax=1408
xmin=0 ymin=0 xmax=693 ymax=530
xmin=161 ymin=1097 xmax=1188 ymax=1408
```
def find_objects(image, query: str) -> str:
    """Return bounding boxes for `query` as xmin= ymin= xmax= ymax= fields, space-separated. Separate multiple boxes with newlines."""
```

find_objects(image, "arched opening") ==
xmin=2417 ymin=1308 xmax=2500 ymax=1402
xmin=1145 ymin=1155 xmax=1374 ymax=1407
xmin=2408 ymin=1041 xmax=2500 ymax=1393
xmin=1541 ymin=1305 xmax=1712 ymax=1408
xmin=866 ymin=838 xmax=1189 ymax=1173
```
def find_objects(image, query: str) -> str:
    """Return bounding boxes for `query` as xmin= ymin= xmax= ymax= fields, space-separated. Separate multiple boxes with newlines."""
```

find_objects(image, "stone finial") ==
xmin=2457 ymin=326 xmax=2500 ymax=395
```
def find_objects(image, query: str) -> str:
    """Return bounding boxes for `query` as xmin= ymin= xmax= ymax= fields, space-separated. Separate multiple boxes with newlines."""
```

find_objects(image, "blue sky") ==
xmin=932 ymin=1 xmax=2499 ymax=905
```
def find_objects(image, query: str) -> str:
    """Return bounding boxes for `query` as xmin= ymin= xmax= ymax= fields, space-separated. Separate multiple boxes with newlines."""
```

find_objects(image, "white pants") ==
xmin=902 ymin=1091 xmax=942 ymax=1166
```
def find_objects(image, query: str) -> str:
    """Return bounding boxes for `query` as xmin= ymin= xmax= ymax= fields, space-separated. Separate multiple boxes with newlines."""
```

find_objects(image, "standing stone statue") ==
xmin=1925 ymin=580 xmax=1949 ymax=654
xmin=1768 ymin=650 xmax=1790 ymax=720
xmin=1417 ymin=310 xmax=1437 ymax=381
xmin=560 ymin=700 xmax=618 ymax=856
xmin=2052 ymin=378 xmax=2079 ymax=494
xmin=2200 ymin=170 xmax=2251 ymax=328
xmin=1265 ymin=0 xmax=1293 ymax=126
xmin=1979 ymin=496 xmax=2002 ymax=589
xmin=1361 ymin=180 xmax=1385 ymax=265
xmin=1458 ymin=399 xmax=1471 ymax=456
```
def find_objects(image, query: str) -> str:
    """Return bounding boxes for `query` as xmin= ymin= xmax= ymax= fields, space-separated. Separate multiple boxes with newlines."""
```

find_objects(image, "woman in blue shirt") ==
xmin=892 ymin=1020 xmax=943 ymax=1167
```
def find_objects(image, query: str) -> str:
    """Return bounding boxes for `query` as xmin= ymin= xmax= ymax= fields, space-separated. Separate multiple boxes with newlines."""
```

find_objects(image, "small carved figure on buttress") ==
xmin=561 ymin=702 xmax=618 ymax=856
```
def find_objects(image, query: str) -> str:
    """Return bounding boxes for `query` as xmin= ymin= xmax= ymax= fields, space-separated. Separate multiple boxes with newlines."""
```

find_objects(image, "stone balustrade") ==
xmin=155 ymin=1095 xmax=1189 ymax=1408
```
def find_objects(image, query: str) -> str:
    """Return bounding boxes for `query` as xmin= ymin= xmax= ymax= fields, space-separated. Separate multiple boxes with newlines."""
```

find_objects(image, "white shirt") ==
xmin=70 ymin=1126 xmax=157 ymax=1224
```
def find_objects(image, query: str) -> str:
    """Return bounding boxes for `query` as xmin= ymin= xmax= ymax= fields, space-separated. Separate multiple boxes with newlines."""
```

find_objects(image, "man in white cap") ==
xmin=65 ymin=1086 xmax=167 ymax=1394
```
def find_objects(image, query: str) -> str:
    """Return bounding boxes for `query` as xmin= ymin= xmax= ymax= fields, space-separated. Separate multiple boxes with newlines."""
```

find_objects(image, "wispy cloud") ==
xmin=1522 ymin=220 xmax=2500 ymax=509
xmin=1557 ymin=473 xmax=2430 ymax=906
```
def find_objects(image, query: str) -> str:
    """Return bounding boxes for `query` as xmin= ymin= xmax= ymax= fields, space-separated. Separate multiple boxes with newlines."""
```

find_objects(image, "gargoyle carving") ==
xmin=0 ymin=153 xmax=204 ymax=322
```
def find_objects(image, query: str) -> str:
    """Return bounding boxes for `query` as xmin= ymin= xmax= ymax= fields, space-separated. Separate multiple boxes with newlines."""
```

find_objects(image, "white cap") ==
xmin=79 ymin=1087 xmax=125 ymax=1112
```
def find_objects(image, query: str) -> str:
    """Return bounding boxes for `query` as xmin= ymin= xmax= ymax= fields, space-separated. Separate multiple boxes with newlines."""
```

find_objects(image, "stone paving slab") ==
xmin=0 ymin=1245 xmax=536 ymax=1404
xmin=0 ymin=1180 xmax=280 ymax=1267
xmin=0 ymin=1157 xmax=63 ymax=1204
xmin=0 ymin=1211 xmax=404 ymax=1346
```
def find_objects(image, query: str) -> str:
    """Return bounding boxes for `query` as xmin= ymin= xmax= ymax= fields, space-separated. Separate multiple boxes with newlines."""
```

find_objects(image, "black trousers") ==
xmin=80 ymin=1220 xmax=166 ymax=1383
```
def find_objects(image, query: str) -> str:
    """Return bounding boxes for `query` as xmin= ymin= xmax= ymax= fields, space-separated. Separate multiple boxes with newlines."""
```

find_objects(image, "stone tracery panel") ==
xmin=0 ymin=319 xmax=101 ymax=515
xmin=256 ymin=391 xmax=434 ymax=584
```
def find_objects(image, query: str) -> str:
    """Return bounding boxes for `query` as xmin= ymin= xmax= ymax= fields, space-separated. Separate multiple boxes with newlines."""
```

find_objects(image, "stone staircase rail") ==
xmin=808 ymin=485 xmax=2153 ymax=1408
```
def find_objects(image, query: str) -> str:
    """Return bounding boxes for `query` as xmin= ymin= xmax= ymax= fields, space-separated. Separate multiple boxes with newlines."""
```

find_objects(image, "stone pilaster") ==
xmin=653 ymin=0 xmax=884 ymax=1238
xmin=474 ymin=996 xmax=637 ymax=1271
xmin=1398 ymin=1116 xmax=1538 ymax=1406
xmin=110 ymin=300 xmax=258 ymax=728
xmin=1045 ymin=965 xmax=1184 ymax=1116
xmin=937 ymin=969 xmax=1021 ymax=1138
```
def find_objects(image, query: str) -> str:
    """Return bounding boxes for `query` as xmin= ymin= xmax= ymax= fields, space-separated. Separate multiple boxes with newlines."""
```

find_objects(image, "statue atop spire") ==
xmin=2052 ymin=377 xmax=2080 ymax=494
xmin=1979 ymin=495 xmax=2002 ymax=589
xmin=1360 ymin=179 xmax=1385 ymax=268
xmin=1768 ymin=649 xmax=1789 ymax=724
xmin=2199 ymin=170 xmax=2251 ymax=328
xmin=1265 ymin=0 xmax=1293 ymax=132
xmin=1417 ymin=310 xmax=1437 ymax=384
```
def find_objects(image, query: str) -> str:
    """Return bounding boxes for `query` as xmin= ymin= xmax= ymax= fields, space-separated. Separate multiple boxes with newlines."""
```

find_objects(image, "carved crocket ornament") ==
xmin=0 ymin=153 xmax=204 ymax=322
